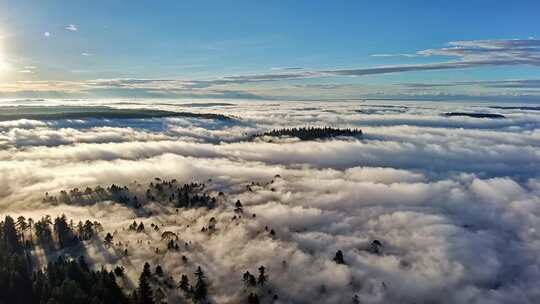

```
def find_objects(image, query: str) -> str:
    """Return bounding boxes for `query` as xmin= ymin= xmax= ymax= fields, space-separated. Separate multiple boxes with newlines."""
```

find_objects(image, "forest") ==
xmin=252 ymin=127 xmax=363 ymax=141
xmin=3 ymin=178 xmax=367 ymax=304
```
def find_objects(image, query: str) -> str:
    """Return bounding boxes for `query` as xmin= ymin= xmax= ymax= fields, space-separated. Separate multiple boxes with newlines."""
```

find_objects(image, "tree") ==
xmin=78 ymin=255 xmax=89 ymax=272
xmin=137 ymin=263 xmax=154 ymax=304
xmin=352 ymin=294 xmax=360 ymax=304
xmin=16 ymin=216 xmax=27 ymax=243
xmin=192 ymin=266 xmax=207 ymax=303
xmin=54 ymin=214 xmax=72 ymax=248
xmin=105 ymin=233 xmax=114 ymax=245
xmin=137 ymin=222 xmax=145 ymax=233
xmin=82 ymin=220 xmax=94 ymax=240
xmin=155 ymin=265 xmax=164 ymax=277
xmin=369 ymin=240 xmax=383 ymax=255
xmin=114 ymin=266 xmax=125 ymax=277
xmin=333 ymin=250 xmax=345 ymax=265
xmin=179 ymin=274 xmax=190 ymax=292
xmin=257 ymin=266 xmax=267 ymax=286
xmin=234 ymin=200 xmax=243 ymax=213
xmin=247 ymin=293 xmax=260 ymax=304
xmin=3 ymin=216 xmax=22 ymax=253
xmin=242 ymin=271 xmax=253 ymax=287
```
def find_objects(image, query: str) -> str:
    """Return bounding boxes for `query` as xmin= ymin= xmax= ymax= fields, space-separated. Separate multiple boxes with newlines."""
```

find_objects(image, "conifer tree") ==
xmin=179 ymin=274 xmax=190 ymax=292
xmin=192 ymin=266 xmax=207 ymax=303
xmin=137 ymin=262 xmax=154 ymax=304
xmin=257 ymin=266 xmax=267 ymax=286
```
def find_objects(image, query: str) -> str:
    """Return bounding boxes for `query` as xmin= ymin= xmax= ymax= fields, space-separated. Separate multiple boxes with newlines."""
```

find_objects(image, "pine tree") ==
xmin=242 ymin=271 xmax=252 ymax=287
xmin=247 ymin=293 xmax=260 ymax=304
xmin=192 ymin=266 xmax=207 ymax=303
xmin=114 ymin=266 xmax=125 ymax=277
xmin=234 ymin=200 xmax=243 ymax=213
xmin=179 ymin=274 xmax=190 ymax=292
xmin=257 ymin=266 xmax=267 ymax=286
xmin=54 ymin=214 xmax=71 ymax=248
xmin=155 ymin=265 xmax=164 ymax=277
xmin=105 ymin=232 xmax=114 ymax=245
xmin=16 ymin=216 xmax=27 ymax=243
xmin=3 ymin=216 xmax=22 ymax=253
xmin=137 ymin=263 xmax=154 ymax=304
xmin=333 ymin=250 xmax=345 ymax=264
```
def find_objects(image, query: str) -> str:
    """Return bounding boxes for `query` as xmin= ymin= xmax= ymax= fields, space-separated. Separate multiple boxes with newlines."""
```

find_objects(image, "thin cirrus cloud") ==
xmin=3 ymin=38 xmax=540 ymax=100
xmin=218 ymin=38 xmax=540 ymax=83
xmin=401 ymin=79 xmax=540 ymax=89
xmin=166 ymin=38 xmax=540 ymax=88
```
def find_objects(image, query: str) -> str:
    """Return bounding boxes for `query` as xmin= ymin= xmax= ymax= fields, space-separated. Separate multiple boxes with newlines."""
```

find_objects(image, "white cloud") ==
xmin=1 ymin=101 xmax=540 ymax=303
xmin=65 ymin=24 xmax=78 ymax=31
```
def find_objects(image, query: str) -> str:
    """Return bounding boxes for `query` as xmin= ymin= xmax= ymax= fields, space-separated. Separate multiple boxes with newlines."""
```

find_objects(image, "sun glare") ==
xmin=0 ymin=37 xmax=9 ymax=76
xmin=0 ymin=41 xmax=6 ymax=74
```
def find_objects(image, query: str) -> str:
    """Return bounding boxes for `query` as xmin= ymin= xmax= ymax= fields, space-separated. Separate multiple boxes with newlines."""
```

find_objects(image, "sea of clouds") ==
xmin=1 ymin=99 xmax=540 ymax=304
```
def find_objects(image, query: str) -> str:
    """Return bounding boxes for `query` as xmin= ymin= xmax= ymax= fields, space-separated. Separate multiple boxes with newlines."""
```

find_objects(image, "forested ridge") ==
xmin=252 ymin=126 xmax=363 ymax=141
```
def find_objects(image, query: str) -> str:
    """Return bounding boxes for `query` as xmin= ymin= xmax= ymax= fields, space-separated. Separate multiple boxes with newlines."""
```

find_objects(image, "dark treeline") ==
xmin=1 ymin=214 xmax=278 ymax=304
xmin=443 ymin=112 xmax=505 ymax=119
xmin=8 ymin=214 xmax=102 ymax=251
xmin=253 ymin=126 xmax=363 ymax=141
xmin=0 ymin=215 xmax=126 ymax=304
xmin=43 ymin=179 xmax=217 ymax=210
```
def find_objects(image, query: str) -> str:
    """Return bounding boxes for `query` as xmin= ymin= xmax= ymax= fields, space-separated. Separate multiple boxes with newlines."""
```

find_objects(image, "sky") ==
xmin=0 ymin=0 xmax=540 ymax=101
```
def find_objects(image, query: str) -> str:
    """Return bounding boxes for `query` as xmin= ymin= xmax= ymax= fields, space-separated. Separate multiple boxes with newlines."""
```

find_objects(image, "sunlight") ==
xmin=0 ymin=39 xmax=8 ymax=75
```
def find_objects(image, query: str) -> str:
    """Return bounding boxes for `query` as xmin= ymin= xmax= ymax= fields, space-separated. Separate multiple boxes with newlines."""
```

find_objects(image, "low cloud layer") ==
xmin=1 ymin=100 xmax=540 ymax=303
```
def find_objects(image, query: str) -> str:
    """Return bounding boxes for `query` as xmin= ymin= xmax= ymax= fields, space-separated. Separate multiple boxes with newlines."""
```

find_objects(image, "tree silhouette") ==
xmin=105 ymin=232 xmax=114 ymax=245
xmin=257 ymin=266 xmax=268 ymax=286
xmin=155 ymin=264 xmax=164 ymax=277
xmin=179 ymin=274 xmax=190 ymax=292
xmin=16 ymin=216 xmax=27 ymax=244
xmin=247 ymin=293 xmax=260 ymax=304
xmin=192 ymin=266 xmax=207 ymax=303
xmin=254 ymin=126 xmax=362 ymax=141
xmin=137 ymin=262 xmax=154 ymax=304
xmin=333 ymin=250 xmax=345 ymax=265
xmin=234 ymin=200 xmax=244 ymax=213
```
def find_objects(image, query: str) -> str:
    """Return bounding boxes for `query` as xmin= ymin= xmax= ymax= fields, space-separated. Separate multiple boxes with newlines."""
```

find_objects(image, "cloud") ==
xmin=270 ymin=67 xmax=304 ymax=71
xmin=402 ymin=79 xmax=540 ymax=89
xmin=43 ymin=32 xmax=51 ymax=37
xmin=1 ymin=101 xmax=540 ymax=303
xmin=65 ymin=24 xmax=78 ymax=31
xmin=4 ymin=38 xmax=540 ymax=101
xmin=371 ymin=53 xmax=418 ymax=58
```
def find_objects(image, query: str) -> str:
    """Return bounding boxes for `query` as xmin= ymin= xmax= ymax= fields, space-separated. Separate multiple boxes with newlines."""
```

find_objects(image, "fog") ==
xmin=1 ymin=100 xmax=540 ymax=303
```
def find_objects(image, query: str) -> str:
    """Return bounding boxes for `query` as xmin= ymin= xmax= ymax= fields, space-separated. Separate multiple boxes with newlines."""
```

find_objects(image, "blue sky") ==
xmin=0 ymin=0 xmax=540 ymax=100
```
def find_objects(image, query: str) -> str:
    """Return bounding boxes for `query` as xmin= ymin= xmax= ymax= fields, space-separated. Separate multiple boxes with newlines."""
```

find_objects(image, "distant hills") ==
xmin=0 ymin=106 xmax=233 ymax=121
